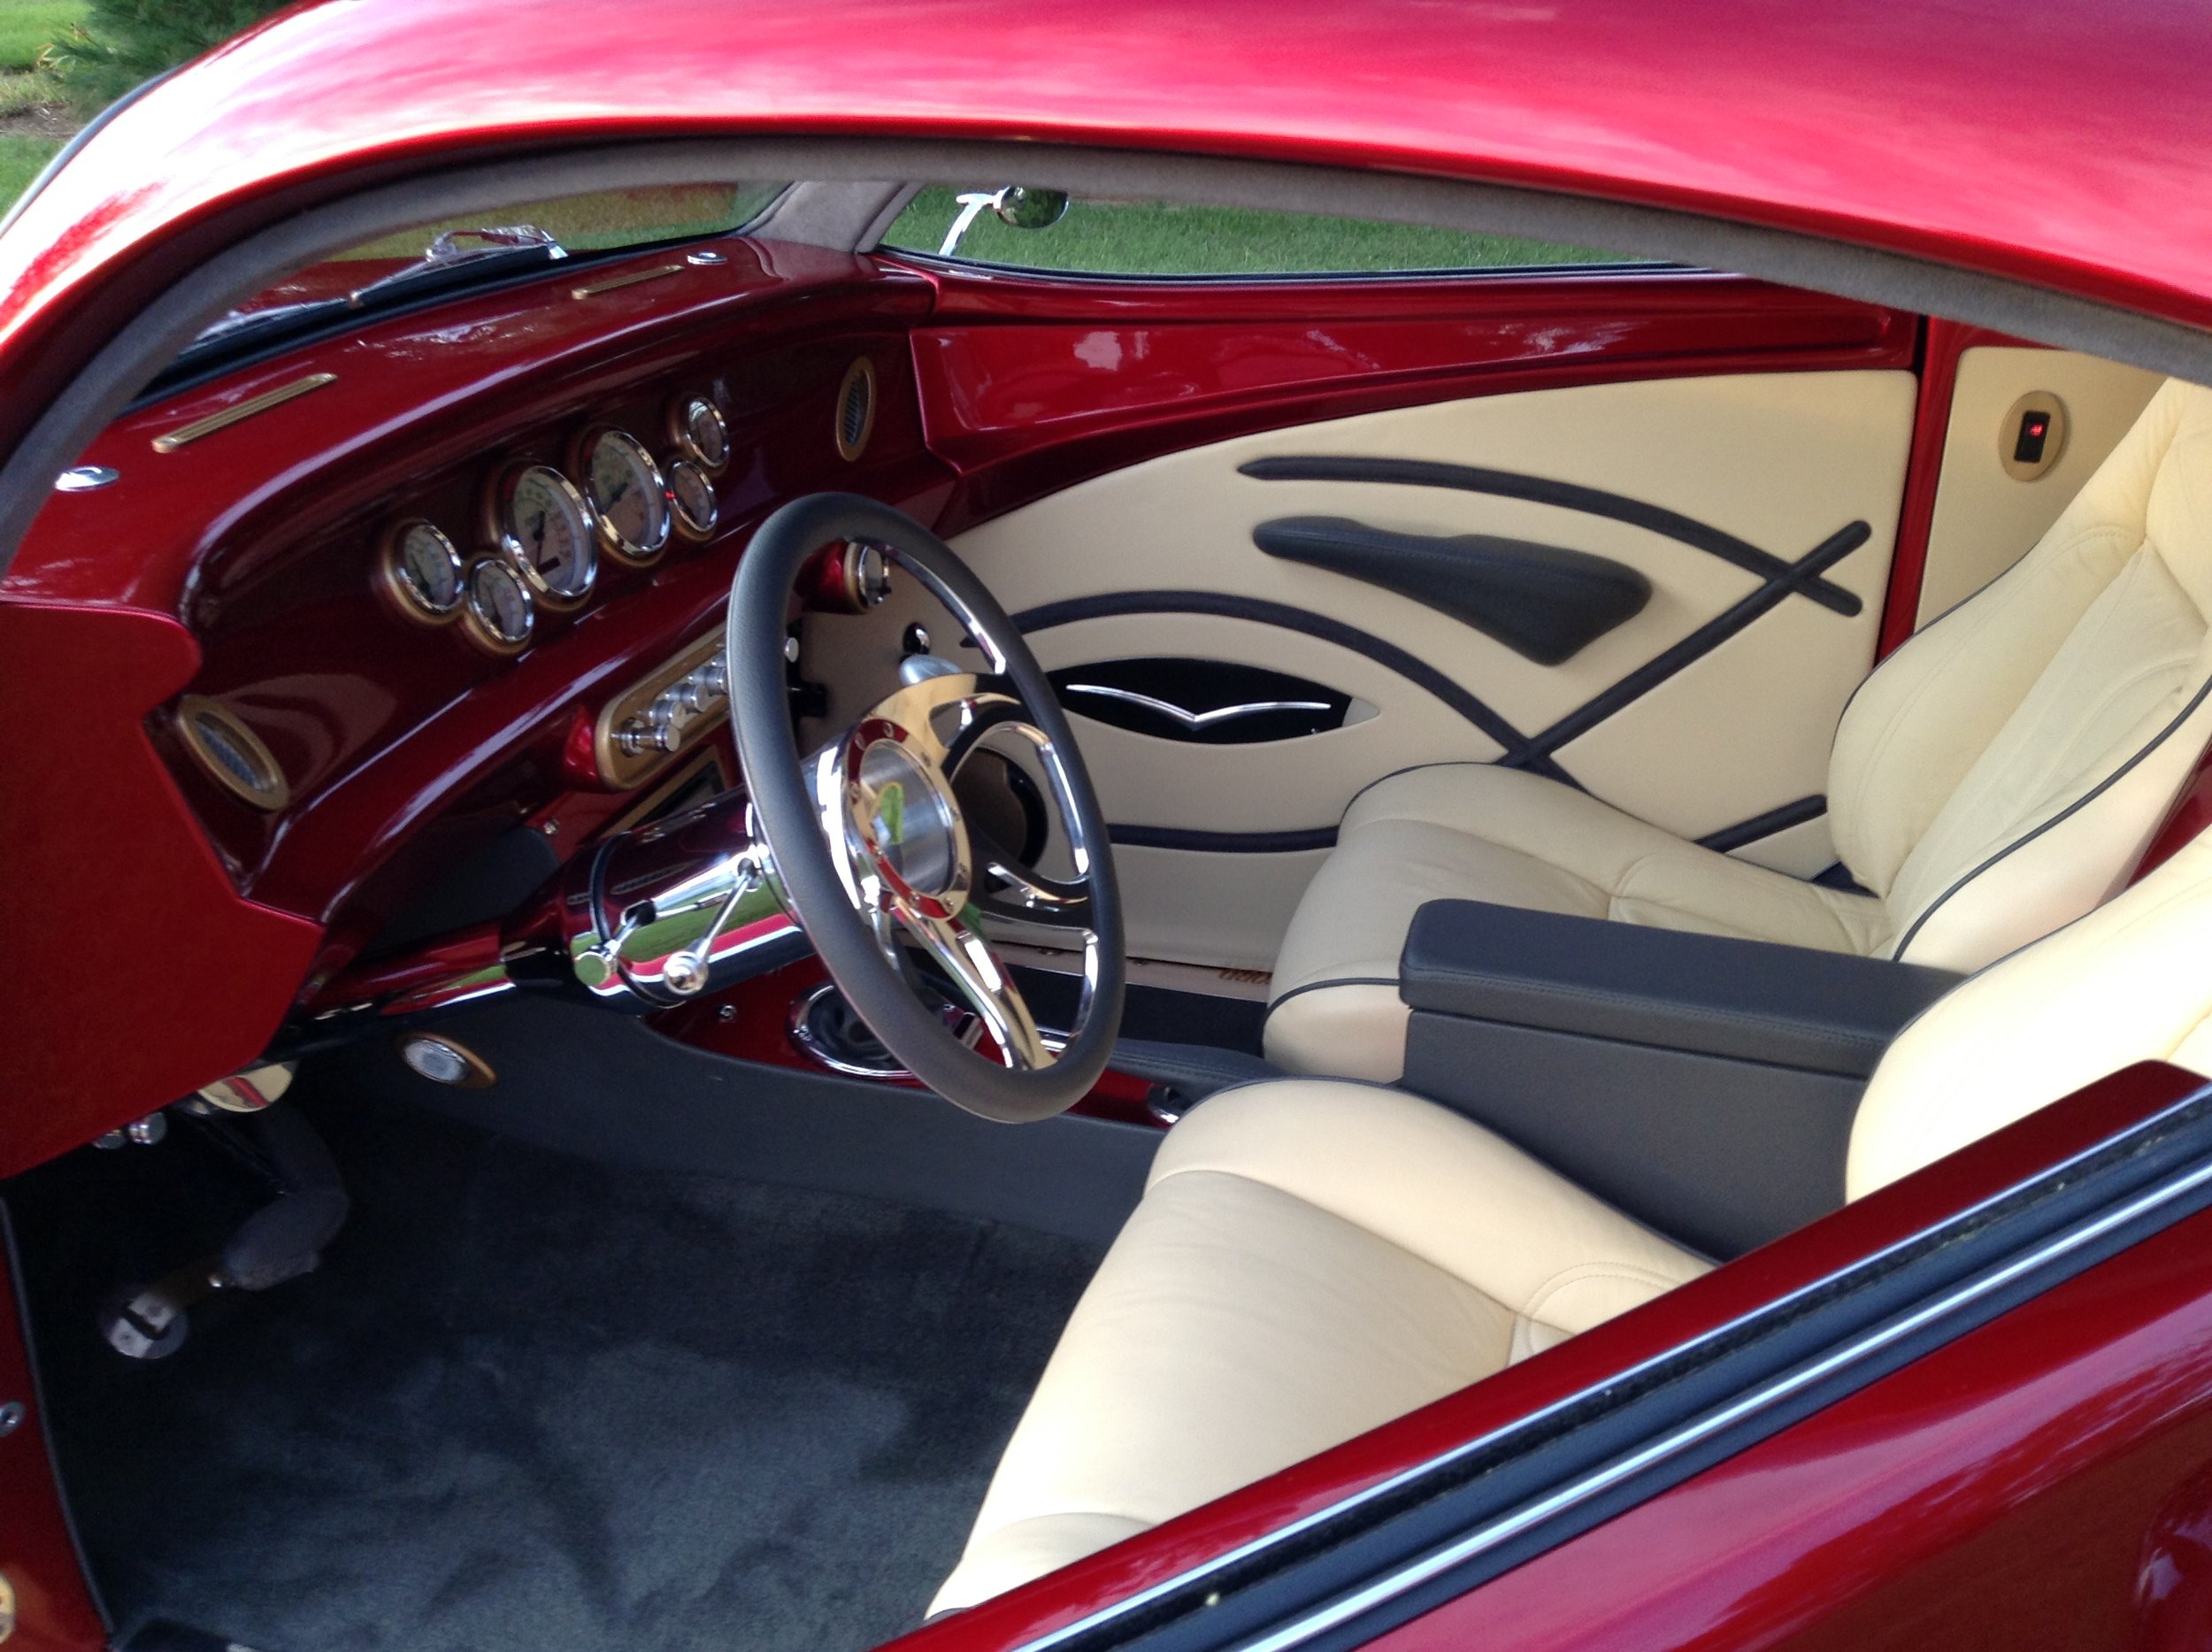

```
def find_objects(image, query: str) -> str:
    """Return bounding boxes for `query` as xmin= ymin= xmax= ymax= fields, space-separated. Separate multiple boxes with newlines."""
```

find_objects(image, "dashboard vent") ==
xmin=835 ymin=357 xmax=877 ymax=462
xmin=176 ymin=694 xmax=290 ymax=811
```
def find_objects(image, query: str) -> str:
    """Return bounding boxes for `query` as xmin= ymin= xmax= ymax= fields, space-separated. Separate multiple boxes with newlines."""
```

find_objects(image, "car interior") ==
xmin=11 ymin=165 xmax=2212 ymax=1651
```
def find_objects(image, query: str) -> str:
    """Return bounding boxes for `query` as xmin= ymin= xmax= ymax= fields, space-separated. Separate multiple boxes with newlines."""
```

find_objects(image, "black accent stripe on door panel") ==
xmin=1239 ymin=455 xmax=1863 ymax=617
xmin=1108 ymin=824 xmax=1340 ymax=854
xmin=1008 ymin=591 xmax=1571 ymax=782
xmin=1695 ymin=794 xmax=1829 ymax=853
xmin=1253 ymin=516 xmax=1652 ymax=665
xmin=1504 ymin=521 xmax=1871 ymax=769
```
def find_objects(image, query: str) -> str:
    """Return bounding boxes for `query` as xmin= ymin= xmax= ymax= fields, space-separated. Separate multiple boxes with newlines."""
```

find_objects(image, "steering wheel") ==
xmin=726 ymin=493 xmax=1125 ymax=1123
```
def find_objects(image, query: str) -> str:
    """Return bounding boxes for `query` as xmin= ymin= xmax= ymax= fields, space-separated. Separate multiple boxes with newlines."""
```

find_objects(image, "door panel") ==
xmin=1914 ymin=347 xmax=2162 ymax=626
xmin=946 ymin=370 xmax=1916 ymax=965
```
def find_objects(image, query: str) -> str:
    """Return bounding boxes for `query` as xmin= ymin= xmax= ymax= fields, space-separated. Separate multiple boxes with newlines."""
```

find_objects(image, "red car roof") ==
xmin=0 ymin=0 xmax=2205 ymax=428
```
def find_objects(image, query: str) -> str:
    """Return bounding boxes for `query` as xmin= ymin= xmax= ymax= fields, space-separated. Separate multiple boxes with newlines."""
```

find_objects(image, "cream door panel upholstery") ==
xmin=1113 ymin=843 xmax=1332 ymax=973
xmin=1266 ymin=765 xmax=1886 ymax=1078
xmin=928 ymin=1080 xmax=1707 ymax=1616
xmin=951 ymin=373 xmax=1909 ymax=738
xmin=1851 ymin=832 xmax=2212 ymax=1195
xmin=1915 ymin=349 xmax=2164 ymax=626
xmin=1551 ymin=578 xmax=1877 ymax=841
xmin=946 ymin=372 xmax=1913 ymax=970
xmin=1027 ymin=612 xmax=1505 ymax=831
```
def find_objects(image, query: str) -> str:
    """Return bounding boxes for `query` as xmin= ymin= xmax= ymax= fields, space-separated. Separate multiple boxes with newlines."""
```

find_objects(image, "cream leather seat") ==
xmin=1268 ymin=379 xmax=2212 ymax=1081
xmin=932 ymin=828 xmax=2212 ymax=1615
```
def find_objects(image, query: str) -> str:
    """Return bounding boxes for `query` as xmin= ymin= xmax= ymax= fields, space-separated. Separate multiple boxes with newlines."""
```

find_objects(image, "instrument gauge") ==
xmin=672 ymin=395 xmax=730 ymax=473
xmin=462 ymin=556 xmax=536 ymax=657
xmin=667 ymin=458 xmax=719 ymax=542
xmin=490 ymin=463 xmax=598 ymax=610
xmin=580 ymin=428 xmax=672 ymax=565
xmin=377 ymin=519 xmax=465 ymax=625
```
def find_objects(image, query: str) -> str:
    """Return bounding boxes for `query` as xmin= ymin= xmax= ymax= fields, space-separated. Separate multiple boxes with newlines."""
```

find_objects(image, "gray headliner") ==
xmin=6 ymin=138 xmax=2212 ymax=584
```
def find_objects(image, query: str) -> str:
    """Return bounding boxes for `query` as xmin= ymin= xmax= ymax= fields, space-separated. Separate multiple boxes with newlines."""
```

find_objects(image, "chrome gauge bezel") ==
xmin=573 ymin=426 xmax=672 ymax=567
xmin=461 ymin=554 xmax=536 ymax=657
xmin=375 ymin=518 xmax=466 ymax=626
xmin=669 ymin=394 xmax=730 ymax=474
xmin=666 ymin=457 xmax=719 ymax=542
xmin=487 ymin=461 xmax=600 ymax=611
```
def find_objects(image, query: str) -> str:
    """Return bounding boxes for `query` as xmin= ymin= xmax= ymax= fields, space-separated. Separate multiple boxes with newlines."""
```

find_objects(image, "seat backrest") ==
xmin=1827 ymin=378 xmax=2212 ymax=971
xmin=1848 ymin=827 xmax=2212 ymax=1198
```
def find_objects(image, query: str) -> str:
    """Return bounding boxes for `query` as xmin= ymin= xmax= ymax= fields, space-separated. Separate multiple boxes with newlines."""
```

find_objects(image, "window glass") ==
xmin=334 ymin=182 xmax=789 ymax=262
xmin=881 ymin=187 xmax=1641 ymax=277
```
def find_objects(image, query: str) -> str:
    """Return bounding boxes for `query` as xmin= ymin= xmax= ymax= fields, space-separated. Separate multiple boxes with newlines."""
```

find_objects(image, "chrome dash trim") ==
xmin=571 ymin=263 xmax=685 ymax=299
xmin=150 ymin=372 xmax=336 ymax=452
xmin=1009 ymin=1083 xmax=2212 ymax=1652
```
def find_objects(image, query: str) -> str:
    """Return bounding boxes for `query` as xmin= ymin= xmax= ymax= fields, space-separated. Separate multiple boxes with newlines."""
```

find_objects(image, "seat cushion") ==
xmin=1265 ymin=765 xmax=1886 ymax=1080
xmin=928 ymin=1080 xmax=1708 ymax=1615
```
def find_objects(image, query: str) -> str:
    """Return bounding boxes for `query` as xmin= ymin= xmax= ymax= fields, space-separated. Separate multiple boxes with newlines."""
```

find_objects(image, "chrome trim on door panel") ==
xmin=1063 ymin=682 xmax=1335 ymax=731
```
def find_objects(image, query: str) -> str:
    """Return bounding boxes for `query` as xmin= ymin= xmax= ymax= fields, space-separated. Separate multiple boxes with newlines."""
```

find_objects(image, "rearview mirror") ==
xmin=992 ymin=186 xmax=1070 ymax=231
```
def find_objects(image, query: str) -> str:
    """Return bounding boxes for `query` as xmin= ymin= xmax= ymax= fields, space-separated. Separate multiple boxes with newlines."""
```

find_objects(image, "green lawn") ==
xmin=0 ymin=0 xmax=76 ymax=70
xmin=883 ymin=186 xmax=1631 ymax=277
xmin=0 ymin=131 xmax=57 ymax=204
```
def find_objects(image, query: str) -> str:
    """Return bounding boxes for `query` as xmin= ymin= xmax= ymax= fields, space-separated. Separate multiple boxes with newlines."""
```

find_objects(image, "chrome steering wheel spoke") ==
xmin=883 ymin=894 xmax=1053 ymax=1070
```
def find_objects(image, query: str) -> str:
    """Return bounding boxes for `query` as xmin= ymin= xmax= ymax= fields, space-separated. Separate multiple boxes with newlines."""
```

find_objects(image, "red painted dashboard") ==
xmin=0 ymin=238 xmax=1924 ymax=1177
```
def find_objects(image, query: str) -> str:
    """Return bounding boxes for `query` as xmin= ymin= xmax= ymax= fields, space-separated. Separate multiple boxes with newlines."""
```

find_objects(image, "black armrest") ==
xmin=1402 ymin=900 xmax=1960 ymax=1079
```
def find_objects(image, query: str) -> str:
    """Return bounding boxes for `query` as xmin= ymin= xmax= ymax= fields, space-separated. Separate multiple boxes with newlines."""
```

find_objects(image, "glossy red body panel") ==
xmin=2134 ymin=739 xmax=2212 ymax=884
xmin=1874 ymin=319 xmax=2044 ymax=658
xmin=0 ymin=241 xmax=949 ymax=1156
xmin=887 ymin=1064 xmax=2208 ymax=1649
xmin=1373 ymin=1207 xmax=2212 ymax=1649
xmin=907 ymin=265 xmax=1916 ymax=530
xmin=0 ymin=1226 xmax=105 ymax=1651
xmin=2 ymin=0 xmax=2211 ymax=466
xmin=0 ymin=602 xmax=321 ymax=1179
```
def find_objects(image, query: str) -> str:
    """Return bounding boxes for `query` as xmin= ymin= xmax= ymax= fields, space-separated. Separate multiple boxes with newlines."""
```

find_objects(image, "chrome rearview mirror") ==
xmin=992 ymin=185 xmax=1069 ymax=230
xmin=936 ymin=186 xmax=1071 ymax=257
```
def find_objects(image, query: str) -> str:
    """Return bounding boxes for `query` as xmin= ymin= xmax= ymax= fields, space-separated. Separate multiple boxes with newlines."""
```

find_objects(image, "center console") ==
xmin=1398 ymin=900 xmax=1962 ymax=1256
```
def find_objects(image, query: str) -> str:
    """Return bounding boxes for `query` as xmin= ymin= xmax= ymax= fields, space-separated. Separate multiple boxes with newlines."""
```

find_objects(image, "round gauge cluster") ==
xmin=374 ymin=391 xmax=729 ymax=656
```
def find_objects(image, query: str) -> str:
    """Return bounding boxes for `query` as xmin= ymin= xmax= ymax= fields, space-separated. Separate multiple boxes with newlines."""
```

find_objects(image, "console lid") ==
xmin=1402 ymin=900 xmax=1962 ymax=1078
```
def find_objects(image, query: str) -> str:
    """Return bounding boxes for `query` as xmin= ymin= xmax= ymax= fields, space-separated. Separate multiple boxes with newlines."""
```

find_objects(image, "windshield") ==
xmin=189 ymin=181 xmax=788 ymax=343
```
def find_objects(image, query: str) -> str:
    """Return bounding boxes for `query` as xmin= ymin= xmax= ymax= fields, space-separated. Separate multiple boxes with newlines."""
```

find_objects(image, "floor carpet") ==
xmin=9 ymin=1087 xmax=1104 ymax=1651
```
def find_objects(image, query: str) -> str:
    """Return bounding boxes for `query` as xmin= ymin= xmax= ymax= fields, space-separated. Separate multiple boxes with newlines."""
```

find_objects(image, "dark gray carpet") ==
xmin=11 ymin=1091 xmax=1102 ymax=1651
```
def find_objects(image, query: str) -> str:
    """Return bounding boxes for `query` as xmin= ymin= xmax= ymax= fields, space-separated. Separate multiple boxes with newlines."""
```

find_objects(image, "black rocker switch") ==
xmin=2014 ymin=407 xmax=2054 ymax=465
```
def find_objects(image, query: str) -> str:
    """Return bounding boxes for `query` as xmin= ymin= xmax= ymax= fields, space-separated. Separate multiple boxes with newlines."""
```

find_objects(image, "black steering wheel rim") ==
xmin=726 ymin=491 xmax=1125 ymax=1123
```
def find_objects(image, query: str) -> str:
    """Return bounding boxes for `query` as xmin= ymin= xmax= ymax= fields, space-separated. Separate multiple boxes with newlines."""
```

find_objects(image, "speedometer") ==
xmin=490 ymin=463 xmax=597 ymax=610
xmin=579 ymin=428 xmax=672 ymax=565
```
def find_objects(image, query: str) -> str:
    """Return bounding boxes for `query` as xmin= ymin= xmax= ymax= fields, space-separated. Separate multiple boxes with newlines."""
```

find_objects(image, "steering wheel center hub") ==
xmin=846 ymin=726 xmax=969 ymax=910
